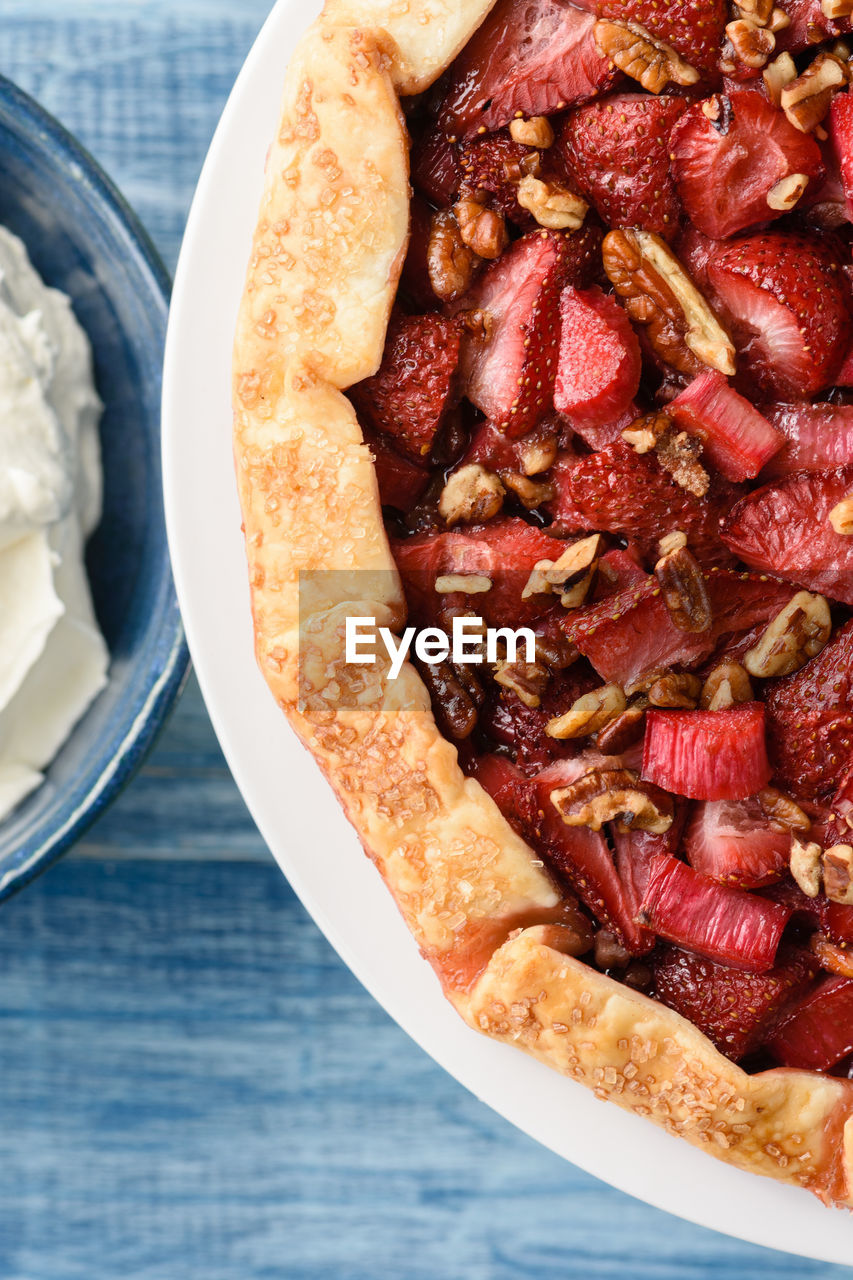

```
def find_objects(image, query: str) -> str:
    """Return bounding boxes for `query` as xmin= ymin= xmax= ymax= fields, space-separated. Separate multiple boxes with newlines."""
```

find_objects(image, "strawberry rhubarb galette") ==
xmin=234 ymin=0 xmax=853 ymax=1204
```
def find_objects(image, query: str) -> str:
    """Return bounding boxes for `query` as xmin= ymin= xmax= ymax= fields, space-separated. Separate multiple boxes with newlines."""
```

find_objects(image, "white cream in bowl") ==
xmin=0 ymin=226 xmax=108 ymax=819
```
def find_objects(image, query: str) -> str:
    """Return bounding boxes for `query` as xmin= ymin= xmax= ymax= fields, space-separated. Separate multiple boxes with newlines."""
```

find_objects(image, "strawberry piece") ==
xmin=669 ymin=370 xmax=784 ymax=482
xmin=768 ymin=976 xmax=853 ymax=1070
xmin=573 ymin=0 xmax=728 ymax=76
xmin=461 ymin=416 xmax=560 ymax=477
xmin=469 ymin=752 xmax=541 ymax=837
xmin=707 ymin=231 xmax=853 ymax=399
xmin=362 ymin=425 xmax=430 ymax=511
xmin=685 ymin=796 xmax=791 ymax=888
xmin=570 ymin=402 xmax=641 ymax=454
xmin=721 ymin=466 xmax=853 ymax=605
xmin=544 ymin=450 xmax=590 ymax=534
xmin=391 ymin=516 xmax=563 ymax=630
xmin=352 ymin=312 xmax=461 ymax=461
xmin=639 ymin=855 xmax=792 ymax=971
xmin=440 ymin=0 xmax=615 ymax=139
xmin=458 ymin=229 xmax=594 ymax=437
xmin=561 ymin=439 xmax=734 ymax=565
xmin=764 ymin=617 xmax=853 ymax=801
xmin=642 ymin=704 xmax=771 ymax=801
xmin=481 ymin=666 xmax=601 ymax=774
xmin=828 ymin=92 xmax=853 ymax=219
xmin=554 ymin=287 xmax=641 ymax=429
xmin=410 ymin=128 xmax=460 ymax=206
xmin=761 ymin=403 xmax=853 ymax=480
xmin=830 ymin=761 xmax=853 ymax=838
xmin=533 ymin=760 xmax=649 ymax=951
xmin=565 ymin=569 xmax=792 ymax=689
xmin=592 ymin=547 xmax=648 ymax=601
xmin=654 ymin=945 xmax=816 ymax=1060
xmin=775 ymin=0 xmax=850 ymax=54
xmin=457 ymin=130 xmax=533 ymax=224
xmin=557 ymin=94 xmax=686 ymax=239
xmin=670 ymin=92 xmax=823 ymax=239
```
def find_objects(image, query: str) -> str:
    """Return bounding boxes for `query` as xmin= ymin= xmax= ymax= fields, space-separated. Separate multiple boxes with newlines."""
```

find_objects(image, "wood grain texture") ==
xmin=0 ymin=5 xmax=850 ymax=1276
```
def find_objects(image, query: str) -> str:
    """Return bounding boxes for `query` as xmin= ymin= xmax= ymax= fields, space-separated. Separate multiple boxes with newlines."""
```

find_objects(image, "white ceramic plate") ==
xmin=162 ymin=1 xmax=853 ymax=1261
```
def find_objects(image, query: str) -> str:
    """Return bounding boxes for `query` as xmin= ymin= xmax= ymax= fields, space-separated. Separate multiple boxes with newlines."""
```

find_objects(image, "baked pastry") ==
xmin=233 ymin=0 xmax=853 ymax=1207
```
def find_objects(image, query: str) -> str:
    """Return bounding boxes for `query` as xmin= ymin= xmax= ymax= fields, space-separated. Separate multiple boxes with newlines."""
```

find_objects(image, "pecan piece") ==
xmin=766 ymin=172 xmax=809 ymax=211
xmin=700 ymin=661 xmax=754 ymax=710
xmin=763 ymin=51 xmax=797 ymax=105
xmin=434 ymin=573 xmax=492 ymax=595
xmin=509 ymin=115 xmax=555 ymax=148
xmin=648 ymin=673 xmax=702 ymax=709
xmin=546 ymin=683 xmax=626 ymax=739
xmin=602 ymin=229 xmax=736 ymax=379
xmin=439 ymin=464 xmax=505 ymax=525
xmin=517 ymin=176 xmax=588 ymax=230
xmin=781 ymin=52 xmax=849 ymax=133
xmin=823 ymin=844 xmax=853 ymax=904
xmin=593 ymin=19 xmax=700 ymax=92
xmin=622 ymin=413 xmax=710 ymax=497
xmin=757 ymin=786 xmax=811 ymax=833
xmin=427 ymin=210 xmax=478 ymax=302
xmin=743 ymin=591 xmax=831 ymax=678
xmin=791 ymin=838 xmax=823 ymax=898
xmin=596 ymin=699 xmax=648 ymax=754
xmin=551 ymin=768 xmax=675 ymax=834
xmin=494 ymin=659 xmax=550 ymax=708
xmin=829 ymin=494 xmax=853 ymax=534
xmin=726 ymin=18 xmax=776 ymax=68
xmin=594 ymin=929 xmax=632 ymax=971
xmin=416 ymin=656 xmax=482 ymax=740
xmin=453 ymin=198 xmax=508 ymax=261
xmin=810 ymin=932 xmax=853 ymax=978
xmin=502 ymin=472 xmax=554 ymax=509
xmin=737 ymin=0 xmax=774 ymax=24
xmin=654 ymin=545 xmax=713 ymax=633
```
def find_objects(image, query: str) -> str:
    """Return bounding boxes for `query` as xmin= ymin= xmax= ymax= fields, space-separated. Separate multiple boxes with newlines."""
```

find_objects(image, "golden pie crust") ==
xmin=232 ymin=1 xmax=853 ymax=1206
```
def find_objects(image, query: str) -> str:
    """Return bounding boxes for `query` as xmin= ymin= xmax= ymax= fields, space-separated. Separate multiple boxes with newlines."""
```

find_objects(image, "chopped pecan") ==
xmin=700 ymin=661 xmax=754 ymax=710
xmin=593 ymin=19 xmax=700 ymax=92
xmin=518 ymin=433 xmax=558 ymax=476
xmin=546 ymin=683 xmax=626 ymax=739
xmin=767 ymin=172 xmax=809 ymax=210
xmin=453 ymin=198 xmax=508 ymax=261
xmin=763 ymin=51 xmax=798 ymax=105
xmin=757 ymin=786 xmax=811 ymax=833
xmin=523 ymin=535 xmax=602 ymax=606
xmin=622 ymin=413 xmax=709 ymax=496
xmin=810 ymin=932 xmax=853 ymax=978
xmin=658 ymin=530 xmax=688 ymax=557
xmin=434 ymin=573 xmax=492 ymax=595
xmin=791 ymin=838 xmax=823 ymax=897
xmin=417 ymin=656 xmax=482 ymax=740
xmin=525 ymin=921 xmax=594 ymax=958
xmin=823 ymin=0 xmax=853 ymax=19
xmin=726 ymin=18 xmax=775 ymax=67
xmin=517 ymin=176 xmax=588 ymax=230
xmin=509 ymin=115 xmax=555 ymax=148
xmin=439 ymin=464 xmax=505 ymax=525
xmin=594 ymin=929 xmax=632 ymax=971
xmin=655 ymin=545 xmax=713 ymax=633
xmin=648 ymin=673 xmax=702 ymax=709
xmin=551 ymin=768 xmax=675 ymax=834
xmin=596 ymin=698 xmax=648 ymax=754
xmin=502 ymin=472 xmax=554 ymax=508
xmin=427 ymin=210 xmax=478 ymax=302
xmin=494 ymin=659 xmax=550 ymax=708
xmin=535 ymin=632 xmax=579 ymax=671
xmin=823 ymin=844 xmax=853 ymax=904
xmin=743 ymin=591 xmax=831 ymax=678
xmin=602 ymin=229 xmax=736 ymax=379
xmin=829 ymin=493 xmax=853 ymax=534
xmin=769 ymin=6 xmax=791 ymax=29
xmin=737 ymin=0 xmax=774 ymax=23
xmin=780 ymin=51 xmax=849 ymax=133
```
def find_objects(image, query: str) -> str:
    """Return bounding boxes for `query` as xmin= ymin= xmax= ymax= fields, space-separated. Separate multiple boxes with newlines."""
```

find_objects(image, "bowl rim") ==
xmin=0 ymin=73 xmax=189 ymax=901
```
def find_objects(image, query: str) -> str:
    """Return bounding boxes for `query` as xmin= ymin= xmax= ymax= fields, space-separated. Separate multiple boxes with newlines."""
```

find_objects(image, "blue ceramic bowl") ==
xmin=0 ymin=76 xmax=188 ymax=900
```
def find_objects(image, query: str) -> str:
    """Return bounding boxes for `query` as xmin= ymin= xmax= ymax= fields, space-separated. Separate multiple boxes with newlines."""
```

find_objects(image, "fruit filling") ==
xmin=351 ymin=0 xmax=853 ymax=1072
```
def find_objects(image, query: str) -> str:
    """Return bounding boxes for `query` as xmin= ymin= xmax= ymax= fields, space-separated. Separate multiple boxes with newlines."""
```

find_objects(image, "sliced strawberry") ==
xmin=570 ymin=402 xmax=641 ymax=454
xmin=828 ymin=92 xmax=853 ymax=219
xmin=768 ymin=976 xmax=853 ymax=1070
xmin=352 ymin=312 xmax=461 ymax=461
xmin=670 ymin=92 xmax=823 ymax=239
xmin=674 ymin=225 xmax=717 ymax=294
xmin=565 ymin=569 xmax=792 ymax=689
xmin=764 ymin=617 xmax=853 ymax=801
xmin=469 ymin=752 xmax=542 ymax=837
xmin=362 ymin=425 xmax=430 ymax=511
xmin=461 ymin=416 xmax=560 ymax=477
xmin=592 ymin=547 xmax=648 ymax=601
xmin=639 ymin=855 xmax=792 ymax=971
xmin=654 ymin=944 xmax=816 ymax=1060
xmin=543 ymin=450 xmax=590 ymax=535
xmin=457 ymin=229 xmax=590 ymax=437
xmin=533 ymin=760 xmax=649 ymax=950
xmin=669 ymin=370 xmax=784 ymax=482
xmin=554 ymin=287 xmax=642 ymax=430
xmin=761 ymin=403 xmax=853 ymax=480
xmin=721 ymin=466 xmax=853 ymax=605
xmin=440 ymin=0 xmax=615 ymax=139
xmin=707 ymin=231 xmax=853 ymax=399
xmin=830 ymin=761 xmax=853 ymax=839
xmin=457 ymin=130 xmax=533 ymax=225
xmin=573 ymin=0 xmax=728 ymax=77
xmin=391 ymin=516 xmax=563 ymax=629
xmin=410 ymin=127 xmax=460 ymax=207
xmin=561 ymin=439 xmax=735 ymax=566
xmin=642 ymin=704 xmax=771 ymax=802
xmin=685 ymin=796 xmax=791 ymax=888
xmin=557 ymin=94 xmax=686 ymax=239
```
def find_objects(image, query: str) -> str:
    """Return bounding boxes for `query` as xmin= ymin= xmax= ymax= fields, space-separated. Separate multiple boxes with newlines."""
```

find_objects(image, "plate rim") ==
xmin=161 ymin=1 xmax=853 ymax=1261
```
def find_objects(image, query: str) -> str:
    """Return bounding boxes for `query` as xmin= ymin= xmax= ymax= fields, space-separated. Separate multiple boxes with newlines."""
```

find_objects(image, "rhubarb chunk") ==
xmin=669 ymin=370 xmax=784 ymax=483
xmin=642 ymin=704 xmax=771 ymax=802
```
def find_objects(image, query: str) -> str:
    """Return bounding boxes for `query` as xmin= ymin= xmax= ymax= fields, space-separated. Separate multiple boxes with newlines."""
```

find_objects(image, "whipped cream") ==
xmin=0 ymin=227 xmax=108 ymax=819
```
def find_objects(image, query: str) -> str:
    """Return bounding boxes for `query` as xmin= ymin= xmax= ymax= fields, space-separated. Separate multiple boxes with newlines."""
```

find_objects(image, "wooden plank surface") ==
xmin=0 ymin=5 xmax=850 ymax=1277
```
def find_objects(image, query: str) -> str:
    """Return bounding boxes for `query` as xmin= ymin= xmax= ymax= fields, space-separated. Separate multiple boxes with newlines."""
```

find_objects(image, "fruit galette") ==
xmin=233 ymin=0 xmax=853 ymax=1205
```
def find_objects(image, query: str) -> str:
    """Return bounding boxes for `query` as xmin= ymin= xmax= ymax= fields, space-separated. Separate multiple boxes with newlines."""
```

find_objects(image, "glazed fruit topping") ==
xmin=352 ymin=0 xmax=853 ymax=1075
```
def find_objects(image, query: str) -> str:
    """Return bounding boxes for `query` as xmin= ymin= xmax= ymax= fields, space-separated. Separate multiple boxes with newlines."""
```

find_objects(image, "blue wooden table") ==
xmin=0 ymin=5 xmax=850 ymax=1277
